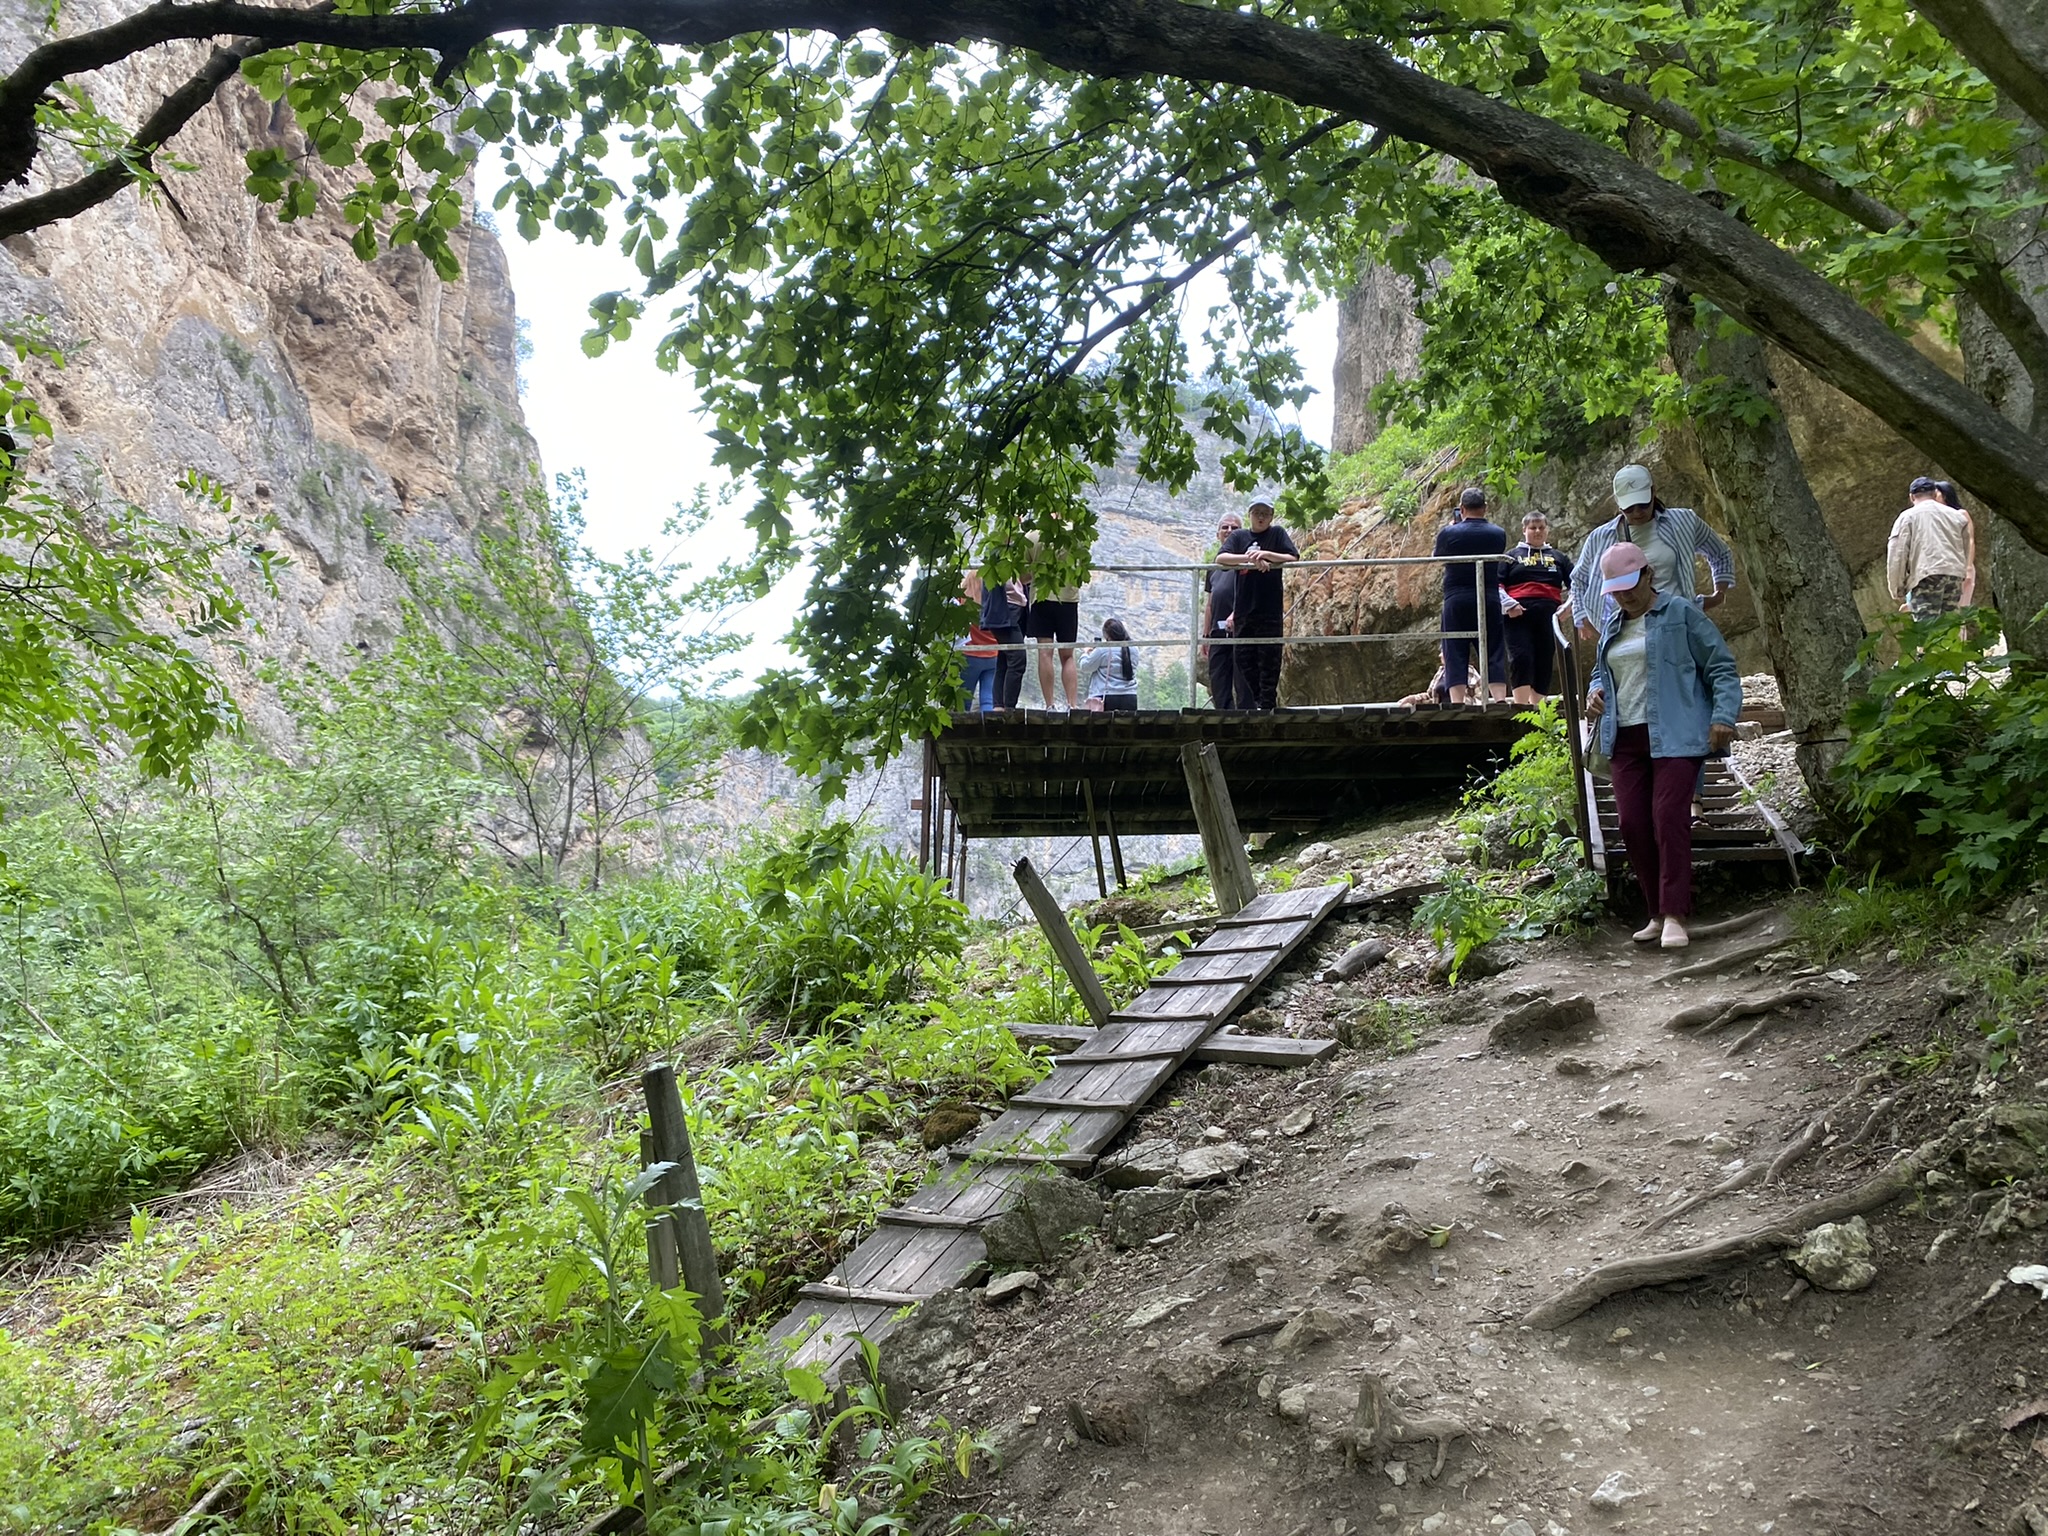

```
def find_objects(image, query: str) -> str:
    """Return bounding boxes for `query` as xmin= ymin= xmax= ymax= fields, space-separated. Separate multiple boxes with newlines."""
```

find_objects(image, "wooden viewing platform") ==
xmin=927 ymin=703 xmax=1528 ymax=841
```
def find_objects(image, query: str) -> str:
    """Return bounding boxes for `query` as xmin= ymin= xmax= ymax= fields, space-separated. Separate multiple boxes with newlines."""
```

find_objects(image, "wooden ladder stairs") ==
xmin=766 ymin=881 xmax=1347 ymax=1380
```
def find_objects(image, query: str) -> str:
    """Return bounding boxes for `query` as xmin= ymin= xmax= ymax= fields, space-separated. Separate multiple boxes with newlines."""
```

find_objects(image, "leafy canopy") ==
xmin=133 ymin=0 xmax=2044 ymax=769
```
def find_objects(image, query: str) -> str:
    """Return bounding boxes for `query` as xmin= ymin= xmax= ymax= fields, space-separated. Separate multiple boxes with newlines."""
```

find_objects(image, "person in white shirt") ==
xmin=1886 ymin=476 xmax=1976 ymax=621
xmin=1078 ymin=618 xmax=1140 ymax=711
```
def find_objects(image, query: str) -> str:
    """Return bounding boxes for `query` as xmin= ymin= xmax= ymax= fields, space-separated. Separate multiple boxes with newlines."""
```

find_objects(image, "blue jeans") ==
xmin=960 ymin=653 xmax=996 ymax=711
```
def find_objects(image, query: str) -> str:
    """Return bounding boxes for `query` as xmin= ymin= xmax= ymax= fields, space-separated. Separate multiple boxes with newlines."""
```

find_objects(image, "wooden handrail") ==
xmin=1552 ymin=610 xmax=1595 ymax=869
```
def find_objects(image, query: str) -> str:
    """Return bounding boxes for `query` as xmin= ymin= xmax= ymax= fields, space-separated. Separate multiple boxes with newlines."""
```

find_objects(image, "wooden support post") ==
xmin=1179 ymin=742 xmax=1258 ymax=915
xmin=642 ymin=1063 xmax=726 ymax=1327
xmin=958 ymin=835 xmax=969 ymax=905
xmin=916 ymin=740 xmax=935 ymax=874
xmin=639 ymin=1128 xmax=680 ymax=1290
xmin=1106 ymin=803 xmax=1127 ymax=889
xmin=1011 ymin=856 xmax=1113 ymax=1026
xmin=1082 ymin=780 xmax=1109 ymax=899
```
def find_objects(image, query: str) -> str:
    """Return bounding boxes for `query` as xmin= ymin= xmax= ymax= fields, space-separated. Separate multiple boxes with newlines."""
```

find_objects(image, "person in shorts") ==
xmin=1027 ymin=583 xmax=1081 ymax=709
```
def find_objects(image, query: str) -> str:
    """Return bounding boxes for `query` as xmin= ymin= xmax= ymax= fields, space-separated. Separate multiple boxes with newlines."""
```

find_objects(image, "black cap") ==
xmin=1909 ymin=475 xmax=1938 ymax=494
xmin=1459 ymin=487 xmax=1487 ymax=510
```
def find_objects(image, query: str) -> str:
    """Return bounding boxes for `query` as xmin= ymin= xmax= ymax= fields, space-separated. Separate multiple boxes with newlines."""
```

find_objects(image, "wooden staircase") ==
xmin=1583 ymin=752 xmax=1805 ymax=877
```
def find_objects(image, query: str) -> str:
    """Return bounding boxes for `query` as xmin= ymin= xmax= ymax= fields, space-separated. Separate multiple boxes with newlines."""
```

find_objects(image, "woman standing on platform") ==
xmin=1500 ymin=511 xmax=1573 ymax=706
xmin=1585 ymin=544 xmax=1742 ymax=950
xmin=1078 ymin=617 xmax=1141 ymax=712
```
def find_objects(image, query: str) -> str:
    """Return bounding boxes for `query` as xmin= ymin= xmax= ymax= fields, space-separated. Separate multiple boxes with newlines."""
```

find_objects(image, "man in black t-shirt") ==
xmin=1216 ymin=500 xmax=1299 ymax=710
xmin=1433 ymin=487 xmax=1509 ymax=704
xmin=1200 ymin=511 xmax=1243 ymax=708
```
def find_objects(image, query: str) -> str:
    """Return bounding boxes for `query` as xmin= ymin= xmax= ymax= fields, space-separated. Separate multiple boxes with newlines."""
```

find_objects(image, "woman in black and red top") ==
xmin=1500 ymin=510 xmax=1574 ymax=705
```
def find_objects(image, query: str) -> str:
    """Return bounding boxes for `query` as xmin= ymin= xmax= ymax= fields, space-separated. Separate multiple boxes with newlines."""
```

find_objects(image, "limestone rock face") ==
xmin=1 ymin=0 xmax=540 ymax=743
xmin=1330 ymin=262 xmax=1426 ymax=455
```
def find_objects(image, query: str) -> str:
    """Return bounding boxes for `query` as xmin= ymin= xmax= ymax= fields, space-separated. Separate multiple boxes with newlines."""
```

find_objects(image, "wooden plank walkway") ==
xmin=932 ymin=706 xmax=1526 ymax=837
xmin=767 ymin=881 xmax=1348 ymax=1378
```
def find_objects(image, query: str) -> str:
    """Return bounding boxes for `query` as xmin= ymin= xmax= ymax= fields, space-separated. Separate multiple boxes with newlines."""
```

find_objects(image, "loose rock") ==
xmin=980 ymin=1175 xmax=1104 ymax=1269
xmin=1276 ymin=1383 xmax=1312 ymax=1421
xmin=876 ymin=1290 xmax=978 ymax=1405
xmin=1588 ymin=1471 xmax=1646 ymax=1510
xmin=1274 ymin=1307 xmax=1348 ymax=1353
xmin=1279 ymin=1105 xmax=1318 ymax=1137
xmin=1108 ymin=1187 xmax=1223 ymax=1249
xmin=1099 ymin=1138 xmax=1179 ymax=1190
xmin=983 ymin=1270 xmax=1040 ymax=1304
xmin=1489 ymin=993 xmax=1597 ymax=1048
xmin=1178 ymin=1142 xmax=1253 ymax=1186
xmin=1124 ymin=1293 xmax=1196 ymax=1329
xmin=1789 ymin=1216 xmax=1878 ymax=1292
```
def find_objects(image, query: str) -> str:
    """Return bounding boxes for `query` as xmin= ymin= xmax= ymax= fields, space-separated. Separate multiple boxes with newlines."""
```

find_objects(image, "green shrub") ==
xmin=1836 ymin=611 xmax=2048 ymax=900
xmin=734 ymin=829 xmax=968 ymax=1032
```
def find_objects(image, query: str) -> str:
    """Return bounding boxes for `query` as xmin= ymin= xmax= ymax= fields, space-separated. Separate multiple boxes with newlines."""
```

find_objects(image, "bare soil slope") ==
xmin=896 ymin=905 xmax=2048 ymax=1536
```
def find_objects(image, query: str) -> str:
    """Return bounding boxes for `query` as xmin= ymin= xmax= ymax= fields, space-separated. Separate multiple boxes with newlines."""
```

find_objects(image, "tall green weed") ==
xmin=1837 ymin=611 xmax=2048 ymax=900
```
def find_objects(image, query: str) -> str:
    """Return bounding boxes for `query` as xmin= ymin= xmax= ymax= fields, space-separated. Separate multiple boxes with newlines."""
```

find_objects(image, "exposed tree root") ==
xmin=1725 ymin=1019 xmax=1774 ymax=1055
xmin=1342 ymin=1374 xmax=1470 ymax=1478
xmin=1683 ymin=908 xmax=1777 ymax=942
xmin=1766 ymin=1072 xmax=1887 ymax=1184
xmin=1668 ymin=986 xmax=1824 ymax=1033
xmin=1524 ymin=1133 xmax=1955 ymax=1329
xmin=1934 ymin=1275 xmax=2014 ymax=1338
xmin=1663 ymin=936 xmax=1792 ymax=982
xmin=1845 ymin=1093 xmax=1903 ymax=1150
xmin=1642 ymin=1162 xmax=1765 ymax=1236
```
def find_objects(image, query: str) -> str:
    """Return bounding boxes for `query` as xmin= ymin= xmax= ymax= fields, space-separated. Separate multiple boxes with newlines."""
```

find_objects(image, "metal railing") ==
xmin=969 ymin=551 xmax=1518 ymax=707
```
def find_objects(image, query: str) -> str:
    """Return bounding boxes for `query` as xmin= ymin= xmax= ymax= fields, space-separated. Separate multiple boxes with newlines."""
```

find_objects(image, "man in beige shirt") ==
xmin=1886 ymin=475 xmax=1975 ymax=621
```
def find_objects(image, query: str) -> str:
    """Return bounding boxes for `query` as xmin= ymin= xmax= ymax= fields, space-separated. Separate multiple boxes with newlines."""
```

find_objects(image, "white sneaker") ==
xmin=1633 ymin=918 xmax=1663 ymax=943
xmin=1661 ymin=917 xmax=1691 ymax=949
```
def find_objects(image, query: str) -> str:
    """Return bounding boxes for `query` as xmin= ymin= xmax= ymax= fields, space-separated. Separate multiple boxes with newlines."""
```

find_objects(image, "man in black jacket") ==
xmin=1216 ymin=500 xmax=1299 ymax=710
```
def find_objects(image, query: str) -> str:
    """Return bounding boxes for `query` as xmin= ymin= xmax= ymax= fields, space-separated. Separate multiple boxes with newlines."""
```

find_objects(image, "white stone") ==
xmin=1123 ymin=1294 xmax=1196 ymax=1329
xmin=1588 ymin=1471 xmax=1646 ymax=1510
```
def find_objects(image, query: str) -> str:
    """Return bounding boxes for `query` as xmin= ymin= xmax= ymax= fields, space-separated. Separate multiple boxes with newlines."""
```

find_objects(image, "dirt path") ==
xmin=896 ymin=909 xmax=2048 ymax=1535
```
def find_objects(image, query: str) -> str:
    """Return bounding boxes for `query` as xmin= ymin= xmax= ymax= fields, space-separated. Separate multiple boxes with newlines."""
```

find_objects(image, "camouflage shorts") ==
xmin=1908 ymin=573 xmax=1963 ymax=622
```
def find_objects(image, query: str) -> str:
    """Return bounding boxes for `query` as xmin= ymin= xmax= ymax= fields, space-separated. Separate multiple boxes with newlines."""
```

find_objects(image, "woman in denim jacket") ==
xmin=1585 ymin=544 xmax=1742 ymax=949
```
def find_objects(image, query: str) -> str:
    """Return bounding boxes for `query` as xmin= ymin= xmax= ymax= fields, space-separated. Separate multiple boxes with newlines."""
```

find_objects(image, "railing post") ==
xmin=1472 ymin=558 xmax=1489 ymax=704
xmin=1553 ymin=611 xmax=1595 ymax=868
xmin=1189 ymin=568 xmax=1203 ymax=708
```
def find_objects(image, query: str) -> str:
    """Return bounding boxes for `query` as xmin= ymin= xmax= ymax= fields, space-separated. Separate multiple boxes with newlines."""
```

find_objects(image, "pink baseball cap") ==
xmin=1600 ymin=543 xmax=1651 ymax=594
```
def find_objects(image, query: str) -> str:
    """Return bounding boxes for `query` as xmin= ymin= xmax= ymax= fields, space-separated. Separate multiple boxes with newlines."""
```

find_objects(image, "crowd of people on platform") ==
xmin=958 ymin=464 xmax=1978 ymax=723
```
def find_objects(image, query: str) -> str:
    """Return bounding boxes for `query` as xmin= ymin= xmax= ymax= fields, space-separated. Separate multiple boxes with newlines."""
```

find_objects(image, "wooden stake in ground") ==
xmin=643 ymin=1063 xmax=726 ymax=1329
xmin=1012 ymin=856 xmax=1113 ymax=1026
xmin=1179 ymin=742 xmax=1257 ymax=916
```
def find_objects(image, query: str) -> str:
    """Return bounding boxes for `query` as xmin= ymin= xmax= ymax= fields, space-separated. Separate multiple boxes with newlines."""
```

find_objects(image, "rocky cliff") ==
xmin=1290 ymin=271 xmax=1968 ymax=703
xmin=0 ymin=4 xmax=540 ymax=742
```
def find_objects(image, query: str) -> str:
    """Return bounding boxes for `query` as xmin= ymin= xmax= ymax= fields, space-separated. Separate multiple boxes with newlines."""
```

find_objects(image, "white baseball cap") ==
xmin=1613 ymin=464 xmax=1654 ymax=509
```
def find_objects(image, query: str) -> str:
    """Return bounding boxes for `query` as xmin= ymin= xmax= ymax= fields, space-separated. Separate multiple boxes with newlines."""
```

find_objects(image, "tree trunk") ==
xmin=1956 ymin=112 xmax=2048 ymax=662
xmin=1663 ymin=287 xmax=1866 ymax=803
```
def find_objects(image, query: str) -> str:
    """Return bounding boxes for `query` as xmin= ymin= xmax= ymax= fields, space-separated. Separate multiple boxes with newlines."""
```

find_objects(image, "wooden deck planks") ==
xmin=765 ymin=879 xmax=1349 ymax=1380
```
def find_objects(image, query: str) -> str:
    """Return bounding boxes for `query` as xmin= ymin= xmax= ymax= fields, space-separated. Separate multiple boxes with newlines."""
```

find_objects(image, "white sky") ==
xmin=497 ymin=212 xmax=1339 ymax=685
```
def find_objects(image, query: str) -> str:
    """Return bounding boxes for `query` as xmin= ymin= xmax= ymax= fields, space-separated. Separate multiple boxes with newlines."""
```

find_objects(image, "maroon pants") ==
xmin=1609 ymin=724 xmax=1703 ymax=917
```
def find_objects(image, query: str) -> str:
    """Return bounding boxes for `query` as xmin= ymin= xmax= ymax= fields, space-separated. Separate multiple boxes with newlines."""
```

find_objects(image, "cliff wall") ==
xmin=0 ymin=3 xmax=540 ymax=742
